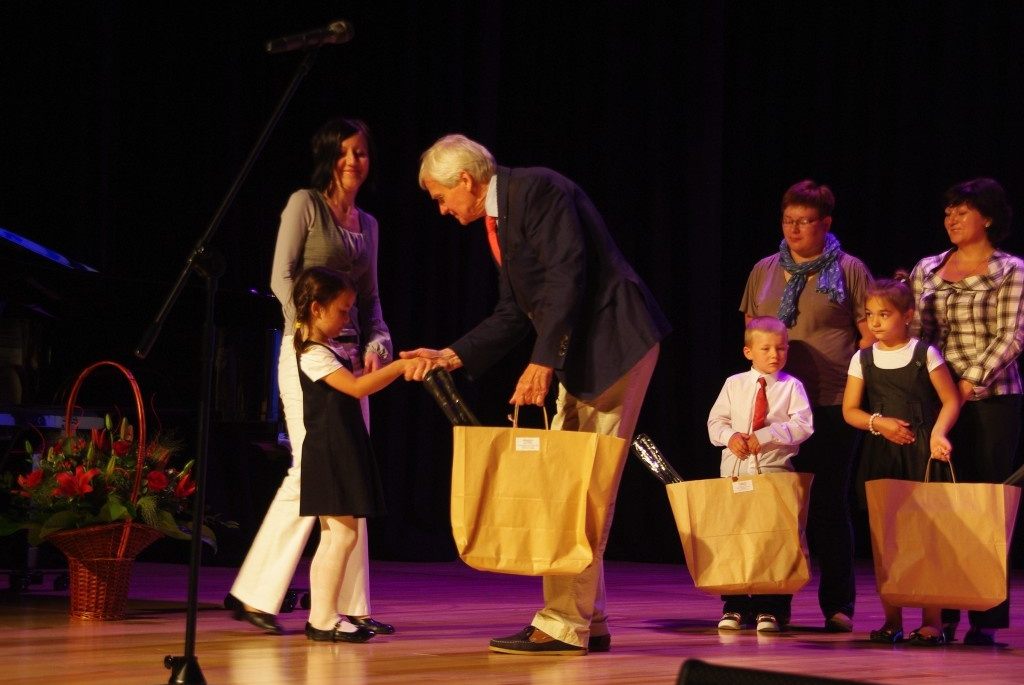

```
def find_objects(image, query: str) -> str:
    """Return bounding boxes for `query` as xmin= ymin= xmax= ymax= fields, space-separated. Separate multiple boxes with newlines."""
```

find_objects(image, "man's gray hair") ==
xmin=418 ymin=134 xmax=496 ymax=189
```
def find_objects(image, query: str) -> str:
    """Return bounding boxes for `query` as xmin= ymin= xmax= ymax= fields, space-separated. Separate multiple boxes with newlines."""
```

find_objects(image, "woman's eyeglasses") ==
xmin=781 ymin=217 xmax=820 ymax=227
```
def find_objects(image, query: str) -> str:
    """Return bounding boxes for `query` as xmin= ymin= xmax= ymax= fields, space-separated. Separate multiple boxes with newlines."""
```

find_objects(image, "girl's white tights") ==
xmin=309 ymin=515 xmax=360 ymax=631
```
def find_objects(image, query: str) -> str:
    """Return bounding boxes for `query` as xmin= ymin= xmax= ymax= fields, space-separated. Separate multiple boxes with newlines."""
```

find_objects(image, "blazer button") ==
xmin=558 ymin=335 xmax=570 ymax=356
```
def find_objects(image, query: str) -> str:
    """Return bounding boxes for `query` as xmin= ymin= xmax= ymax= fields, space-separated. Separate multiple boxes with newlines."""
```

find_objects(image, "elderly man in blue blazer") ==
xmin=403 ymin=134 xmax=671 ymax=656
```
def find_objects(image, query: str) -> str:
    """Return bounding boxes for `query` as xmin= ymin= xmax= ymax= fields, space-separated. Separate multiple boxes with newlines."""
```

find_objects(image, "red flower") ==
xmin=112 ymin=440 xmax=132 ymax=457
xmin=15 ymin=469 xmax=45 ymax=496
xmin=147 ymin=471 xmax=169 ymax=491
xmin=173 ymin=473 xmax=195 ymax=499
xmin=53 ymin=466 xmax=102 ymax=498
xmin=91 ymin=428 xmax=110 ymax=452
xmin=148 ymin=443 xmax=173 ymax=469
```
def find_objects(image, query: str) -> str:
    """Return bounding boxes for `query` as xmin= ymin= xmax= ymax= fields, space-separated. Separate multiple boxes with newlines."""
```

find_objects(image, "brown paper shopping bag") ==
xmin=666 ymin=471 xmax=813 ymax=595
xmin=450 ymin=409 xmax=627 ymax=576
xmin=866 ymin=462 xmax=1021 ymax=610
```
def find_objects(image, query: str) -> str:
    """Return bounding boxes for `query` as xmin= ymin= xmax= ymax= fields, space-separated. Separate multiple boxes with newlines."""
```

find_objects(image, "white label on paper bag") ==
xmin=732 ymin=479 xmax=754 ymax=494
xmin=516 ymin=437 xmax=541 ymax=451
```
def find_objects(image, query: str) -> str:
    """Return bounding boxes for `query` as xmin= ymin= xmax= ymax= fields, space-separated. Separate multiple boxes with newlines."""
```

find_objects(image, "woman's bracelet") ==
xmin=364 ymin=341 xmax=390 ymax=361
xmin=868 ymin=413 xmax=882 ymax=436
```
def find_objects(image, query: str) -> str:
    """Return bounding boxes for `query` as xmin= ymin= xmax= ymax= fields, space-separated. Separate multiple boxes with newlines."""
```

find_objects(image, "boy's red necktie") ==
xmin=752 ymin=377 xmax=768 ymax=430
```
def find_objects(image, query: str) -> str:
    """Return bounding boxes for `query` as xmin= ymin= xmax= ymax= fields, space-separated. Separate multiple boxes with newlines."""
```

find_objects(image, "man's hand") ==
xmin=399 ymin=347 xmax=463 ymax=370
xmin=510 ymin=363 xmax=553 ymax=406
xmin=401 ymin=357 xmax=436 ymax=381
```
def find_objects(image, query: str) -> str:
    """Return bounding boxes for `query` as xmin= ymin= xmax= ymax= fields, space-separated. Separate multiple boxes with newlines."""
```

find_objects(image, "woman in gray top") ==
xmin=228 ymin=118 xmax=394 ymax=637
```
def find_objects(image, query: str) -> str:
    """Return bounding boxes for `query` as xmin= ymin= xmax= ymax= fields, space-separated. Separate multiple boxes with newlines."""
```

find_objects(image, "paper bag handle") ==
xmin=510 ymin=404 xmax=550 ymax=430
xmin=730 ymin=450 xmax=762 ymax=480
xmin=925 ymin=456 xmax=957 ymax=483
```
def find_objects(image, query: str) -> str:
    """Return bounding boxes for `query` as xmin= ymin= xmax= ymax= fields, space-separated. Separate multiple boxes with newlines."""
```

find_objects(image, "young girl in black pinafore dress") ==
xmin=841 ymin=274 xmax=961 ymax=646
xmin=292 ymin=266 xmax=435 ymax=643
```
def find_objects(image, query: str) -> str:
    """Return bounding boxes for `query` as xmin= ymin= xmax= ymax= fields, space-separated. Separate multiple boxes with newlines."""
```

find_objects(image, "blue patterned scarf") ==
xmin=776 ymin=232 xmax=845 ymax=327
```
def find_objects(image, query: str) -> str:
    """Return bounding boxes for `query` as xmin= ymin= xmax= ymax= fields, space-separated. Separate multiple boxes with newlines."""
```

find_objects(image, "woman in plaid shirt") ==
xmin=910 ymin=177 xmax=1024 ymax=647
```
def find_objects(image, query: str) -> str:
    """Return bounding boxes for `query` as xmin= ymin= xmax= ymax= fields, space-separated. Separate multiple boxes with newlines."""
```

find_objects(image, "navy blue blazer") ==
xmin=450 ymin=166 xmax=671 ymax=400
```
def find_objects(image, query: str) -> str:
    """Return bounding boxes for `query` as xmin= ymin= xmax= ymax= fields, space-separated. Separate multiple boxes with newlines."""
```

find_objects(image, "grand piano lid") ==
xmin=0 ymin=227 xmax=97 ymax=272
xmin=0 ymin=226 xmax=102 ymax=321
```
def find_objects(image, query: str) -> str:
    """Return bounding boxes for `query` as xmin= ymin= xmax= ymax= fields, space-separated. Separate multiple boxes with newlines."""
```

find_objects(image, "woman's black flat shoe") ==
xmin=908 ymin=628 xmax=946 ymax=646
xmin=347 ymin=616 xmax=395 ymax=635
xmin=869 ymin=627 xmax=904 ymax=644
xmin=305 ymin=622 xmax=375 ymax=643
xmin=232 ymin=607 xmax=284 ymax=635
xmin=963 ymin=628 xmax=996 ymax=646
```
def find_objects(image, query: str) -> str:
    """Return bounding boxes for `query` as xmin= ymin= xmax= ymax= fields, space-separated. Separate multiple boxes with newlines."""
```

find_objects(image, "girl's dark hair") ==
xmin=944 ymin=177 xmax=1013 ymax=245
xmin=866 ymin=269 xmax=914 ymax=313
xmin=309 ymin=117 xmax=376 ymax=192
xmin=292 ymin=266 xmax=356 ymax=353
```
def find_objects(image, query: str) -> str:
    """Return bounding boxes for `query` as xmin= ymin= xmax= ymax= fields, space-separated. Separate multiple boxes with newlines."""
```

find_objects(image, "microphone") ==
xmin=423 ymin=367 xmax=481 ymax=426
xmin=265 ymin=20 xmax=353 ymax=54
xmin=630 ymin=434 xmax=684 ymax=484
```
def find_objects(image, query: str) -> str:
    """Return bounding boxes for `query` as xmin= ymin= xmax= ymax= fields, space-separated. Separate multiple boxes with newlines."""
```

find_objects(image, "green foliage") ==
xmin=0 ymin=417 xmax=220 ymax=548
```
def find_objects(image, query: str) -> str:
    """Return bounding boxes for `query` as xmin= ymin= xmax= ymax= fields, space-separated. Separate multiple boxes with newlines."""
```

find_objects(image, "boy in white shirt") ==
xmin=707 ymin=316 xmax=814 ymax=632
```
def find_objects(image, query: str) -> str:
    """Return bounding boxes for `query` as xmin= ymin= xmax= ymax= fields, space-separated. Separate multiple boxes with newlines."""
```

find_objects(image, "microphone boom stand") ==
xmin=134 ymin=48 xmax=321 ymax=685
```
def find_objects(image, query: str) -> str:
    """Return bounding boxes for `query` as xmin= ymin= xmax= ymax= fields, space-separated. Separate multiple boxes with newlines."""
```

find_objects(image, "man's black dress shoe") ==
xmin=232 ymin=606 xmax=284 ymax=635
xmin=305 ymin=622 xmax=375 ymax=643
xmin=347 ymin=616 xmax=395 ymax=635
xmin=489 ymin=626 xmax=587 ymax=656
xmin=588 ymin=634 xmax=611 ymax=652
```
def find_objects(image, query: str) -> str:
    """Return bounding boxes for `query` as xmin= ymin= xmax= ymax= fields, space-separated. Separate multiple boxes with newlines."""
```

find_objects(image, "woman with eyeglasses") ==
xmin=909 ymin=177 xmax=1024 ymax=646
xmin=740 ymin=179 xmax=875 ymax=633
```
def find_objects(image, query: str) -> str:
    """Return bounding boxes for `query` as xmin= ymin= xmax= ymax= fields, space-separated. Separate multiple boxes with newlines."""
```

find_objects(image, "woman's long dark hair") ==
xmin=309 ymin=117 xmax=376 ymax=192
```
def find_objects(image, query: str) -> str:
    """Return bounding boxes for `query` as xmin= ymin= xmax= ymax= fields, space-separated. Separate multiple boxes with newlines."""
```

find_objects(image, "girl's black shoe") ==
xmin=908 ymin=628 xmax=946 ymax=646
xmin=347 ymin=615 xmax=395 ymax=635
xmin=869 ymin=627 xmax=904 ymax=644
xmin=305 ymin=622 xmax=375 ymax=643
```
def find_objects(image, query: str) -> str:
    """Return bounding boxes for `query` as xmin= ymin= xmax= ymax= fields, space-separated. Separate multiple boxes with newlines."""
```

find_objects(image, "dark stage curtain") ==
xmin=1 ymin=1 xmax=1022 ymax=565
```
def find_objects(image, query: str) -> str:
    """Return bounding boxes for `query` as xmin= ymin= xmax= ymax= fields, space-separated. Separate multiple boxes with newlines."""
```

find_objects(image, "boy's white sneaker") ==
xmin=717 ymin=613 xmax=743 ymax=630
xmin=756 ymin=614 xmax=780 ymax=632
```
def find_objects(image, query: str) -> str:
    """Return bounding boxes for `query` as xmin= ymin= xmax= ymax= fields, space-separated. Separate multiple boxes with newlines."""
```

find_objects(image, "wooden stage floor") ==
xmin=3 ymin=557 xmax=1024 ymax=684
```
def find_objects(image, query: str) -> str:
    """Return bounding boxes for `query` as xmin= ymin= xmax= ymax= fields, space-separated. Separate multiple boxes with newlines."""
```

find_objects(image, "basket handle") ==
xmin=63 ymin=361 xmax=147 ymax=506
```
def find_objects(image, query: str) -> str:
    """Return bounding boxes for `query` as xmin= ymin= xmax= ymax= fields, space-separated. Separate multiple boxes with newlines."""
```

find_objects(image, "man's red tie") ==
xmin=752 ymin=377 xmax=768 ymax=431
xmin=485 ymin=215 xmax=501 ymax=266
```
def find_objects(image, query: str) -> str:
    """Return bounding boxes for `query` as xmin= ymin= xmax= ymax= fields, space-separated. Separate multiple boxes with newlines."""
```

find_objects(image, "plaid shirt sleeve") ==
xmin=961 ymin=253 xmax=1024 ymax=392
xmin=909 ymin=254 xmax=944 ymax=345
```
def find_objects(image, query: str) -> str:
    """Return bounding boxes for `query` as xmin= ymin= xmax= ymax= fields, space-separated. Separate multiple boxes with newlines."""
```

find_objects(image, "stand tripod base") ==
xmin=163 ymin=655 xmax=206 ymax=685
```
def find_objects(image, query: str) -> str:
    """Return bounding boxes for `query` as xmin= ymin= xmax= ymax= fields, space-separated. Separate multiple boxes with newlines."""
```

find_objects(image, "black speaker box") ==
xmin=678 ymin=659 xmax=868 ymax=685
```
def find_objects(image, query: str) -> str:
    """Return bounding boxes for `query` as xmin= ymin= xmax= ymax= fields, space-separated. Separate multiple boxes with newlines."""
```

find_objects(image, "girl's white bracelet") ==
xmin=868 ymin=412 xmax=882 ymax=436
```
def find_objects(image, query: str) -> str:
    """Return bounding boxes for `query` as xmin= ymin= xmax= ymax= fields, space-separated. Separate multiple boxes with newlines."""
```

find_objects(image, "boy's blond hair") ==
xmin=744 ymin=316 xmax=788 ymax=347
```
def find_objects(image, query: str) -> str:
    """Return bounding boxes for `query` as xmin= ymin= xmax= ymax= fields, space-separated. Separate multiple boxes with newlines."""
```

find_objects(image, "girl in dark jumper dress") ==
xmin=292 ymin=266 xmax=435 ymax=643
xmin=841 ymin=274 xmax=960 ymax=646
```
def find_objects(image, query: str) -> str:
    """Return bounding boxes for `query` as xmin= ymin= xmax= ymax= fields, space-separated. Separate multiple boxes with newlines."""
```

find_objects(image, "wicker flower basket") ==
xmin=48 ymin=522 xmax=163 ymax=620
xmin=47 ymin=361 xmax=164 ymax=620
